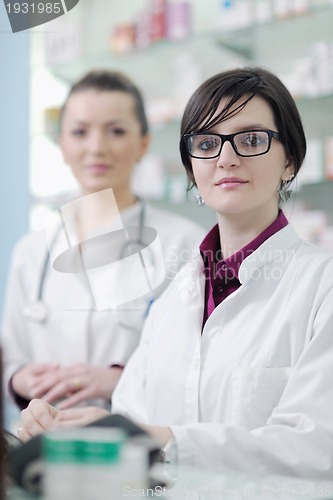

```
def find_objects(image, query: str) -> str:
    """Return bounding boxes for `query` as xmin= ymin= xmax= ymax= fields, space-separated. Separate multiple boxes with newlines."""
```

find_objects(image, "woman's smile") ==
xmin=215 ymin=176 xmax=248 ymax=189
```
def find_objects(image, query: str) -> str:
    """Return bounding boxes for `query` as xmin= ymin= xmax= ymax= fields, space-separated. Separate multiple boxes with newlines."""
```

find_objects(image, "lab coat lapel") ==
xmin=176 ymin=254 xmax=205 ymax=337
xmin=238 ymin=224 xmax=301 ymax=285
xmin=174 ymin=225 xmax=300 ymax=338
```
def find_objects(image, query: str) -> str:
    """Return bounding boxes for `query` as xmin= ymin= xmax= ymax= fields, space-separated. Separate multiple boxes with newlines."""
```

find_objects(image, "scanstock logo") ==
xmin=4 ymin=0 xmax=80 ymax=33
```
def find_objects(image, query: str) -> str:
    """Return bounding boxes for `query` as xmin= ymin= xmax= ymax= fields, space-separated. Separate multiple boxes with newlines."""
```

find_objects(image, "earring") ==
xmin=195 ymin=194 xmax=205 ymax=206
xmin=279 ymin=174 xmax=295 ymax=203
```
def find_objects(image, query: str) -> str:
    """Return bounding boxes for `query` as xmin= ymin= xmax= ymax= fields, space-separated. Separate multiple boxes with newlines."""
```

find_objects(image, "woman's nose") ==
xmin=216 ymin=140 xmax=240 ymax=169
xmin=87 ymin=132 xmax=107 ymax=154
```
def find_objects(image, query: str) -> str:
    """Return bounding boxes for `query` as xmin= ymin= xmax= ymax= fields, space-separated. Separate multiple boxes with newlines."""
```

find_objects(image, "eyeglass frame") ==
xmin=182 ymin=129 xmax=282 ymax=159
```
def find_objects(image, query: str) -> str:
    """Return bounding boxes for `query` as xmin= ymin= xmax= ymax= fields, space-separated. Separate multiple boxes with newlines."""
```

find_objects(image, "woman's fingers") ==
xmin=54 ymin=406 xmax=110 ymax=428
xmin=19 ymin=399 xmax=59 ymax=440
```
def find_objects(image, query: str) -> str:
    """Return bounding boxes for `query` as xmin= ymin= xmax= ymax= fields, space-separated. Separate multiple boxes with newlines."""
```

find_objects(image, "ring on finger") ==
xmin=71 ymin=377 xmax=81 ymax=391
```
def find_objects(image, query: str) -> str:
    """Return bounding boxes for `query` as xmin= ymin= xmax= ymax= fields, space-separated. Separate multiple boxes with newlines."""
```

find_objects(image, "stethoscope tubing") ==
xmin=36 ymin=226 xmax=60 ymax=301
xmin=25 ymin=200 xmax=147 ymax=322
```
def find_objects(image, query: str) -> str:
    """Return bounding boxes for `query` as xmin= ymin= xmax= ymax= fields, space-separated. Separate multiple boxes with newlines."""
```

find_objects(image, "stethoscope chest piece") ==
xmin=22 ymin=300 xmax=49 ymax=323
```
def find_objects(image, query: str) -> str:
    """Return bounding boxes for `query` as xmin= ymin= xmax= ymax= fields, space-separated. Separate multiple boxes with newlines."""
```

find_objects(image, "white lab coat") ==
xmin=112 ymin=223 xmax=333 ymax=478
xmin=1 ymin=202 xmax=205 ymax=406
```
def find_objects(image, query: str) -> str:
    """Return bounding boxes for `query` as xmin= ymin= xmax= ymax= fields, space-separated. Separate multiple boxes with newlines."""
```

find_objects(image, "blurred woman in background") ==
xmin=1 ymin=69 xmax=204 ymax=411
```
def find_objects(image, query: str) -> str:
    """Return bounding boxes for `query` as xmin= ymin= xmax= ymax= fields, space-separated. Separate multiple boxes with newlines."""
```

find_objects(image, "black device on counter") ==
xmin=5 ymin=414 xmax=162 ymax=495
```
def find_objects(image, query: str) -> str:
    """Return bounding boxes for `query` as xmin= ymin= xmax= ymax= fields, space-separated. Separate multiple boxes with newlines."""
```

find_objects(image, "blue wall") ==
xmin=0 ymin=4 xmax=30 ymax=317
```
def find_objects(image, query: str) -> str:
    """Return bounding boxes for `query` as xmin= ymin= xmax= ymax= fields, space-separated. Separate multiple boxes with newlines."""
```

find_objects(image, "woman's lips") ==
xmin=215 ymin=177 xmax=248 ymax=189
xmin=88 ymin=164 xmax=110 ymax=174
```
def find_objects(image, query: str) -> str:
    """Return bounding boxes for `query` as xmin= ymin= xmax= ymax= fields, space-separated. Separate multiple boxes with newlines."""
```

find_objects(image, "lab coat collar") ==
xmin=175 ymin=224 xmax=301 ymax=332
xmin=238 ymin=224 xmax=301 ymax=285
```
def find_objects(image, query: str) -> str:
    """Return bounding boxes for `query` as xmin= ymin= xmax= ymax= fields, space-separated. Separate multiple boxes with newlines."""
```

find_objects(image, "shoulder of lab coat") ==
xmin=1 ymin=229 xmax=48 ymax=390
xmin=8 ymin=229 xmax=48 ymax=266
xmin=144 ymin=202 xmax=205 ymax=255
xmin=112 ymin=224 xmax=333 ymax=478
xmin=142 ymin=202 xmax=205 ymax=293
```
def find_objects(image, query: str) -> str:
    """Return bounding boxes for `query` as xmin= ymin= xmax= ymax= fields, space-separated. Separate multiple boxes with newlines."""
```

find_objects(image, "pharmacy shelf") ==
xmin=295 ymin=94 xmax=333 ymax=139
xmin=41 ymin=4 xmax=333 ymax=82
xmin=298 ymin=181 xmax=333 ymax=223
xmin=29 ymin=0 xmax=333 ymax=223
xmin=216 ymin=4 xmax=333 ymax=63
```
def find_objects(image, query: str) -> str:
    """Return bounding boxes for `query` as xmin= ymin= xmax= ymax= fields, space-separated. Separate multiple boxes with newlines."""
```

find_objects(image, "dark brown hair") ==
xmin=180 ymin=66 xmax=306 ymax=189
xmin=60 ymin=69 xmax=149 ymax=135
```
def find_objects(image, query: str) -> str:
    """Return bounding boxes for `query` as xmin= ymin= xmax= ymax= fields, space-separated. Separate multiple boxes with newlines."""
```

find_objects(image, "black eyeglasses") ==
xmin=183 ymin=129 xmax=282 ymax=159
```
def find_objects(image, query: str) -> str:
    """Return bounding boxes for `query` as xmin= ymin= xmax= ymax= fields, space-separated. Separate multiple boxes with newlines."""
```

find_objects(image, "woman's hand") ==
xmin=31 ymin=364 xmax=123 ymax=409
xmin=19 ymin=399 xmax=60 ymax=441
xmin=18 ymin=399 xmax=110 ymax=442
xmin=53 ymin=406 xmax=110 ymax=428
xmin=11 ymin=363 xmax=59 ymax=400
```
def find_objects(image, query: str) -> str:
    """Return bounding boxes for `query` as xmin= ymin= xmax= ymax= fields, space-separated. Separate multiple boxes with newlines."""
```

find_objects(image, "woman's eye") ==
xmin=199 ymin=138 xmax=218 ymax=151
xmin=71 ymin=129 xmax=86 ymax=137
xmin=242 ymin=133 xmax=263 ymax=147
xmin=108 ymin=128 xmax=126 ymax=136
xmin=246 ymin=134 xmax=260 ymax=145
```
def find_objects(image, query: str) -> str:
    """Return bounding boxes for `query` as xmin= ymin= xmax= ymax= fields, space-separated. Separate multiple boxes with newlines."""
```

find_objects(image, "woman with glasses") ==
xmin=19 ymin=67 xmax=333 ymax=478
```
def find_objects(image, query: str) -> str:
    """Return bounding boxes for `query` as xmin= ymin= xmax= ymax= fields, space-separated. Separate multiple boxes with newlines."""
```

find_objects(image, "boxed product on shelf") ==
xmin=44 ymin=16 xmax=82 ymax=65
xmin=273 ymin=0 xmax=292 ymax=18
xmin=219 ymin=0 xmax=255 ymax=31
xmin=44 ymin=107 xmax=61 ymax=142
xmin=297 ymin=138 xmax=324 ymax=186
xmin=150 ymin=0 xmax=168 ymax=41
xmin=135 ymin=0 xmax=191 ymax=46
xmin=292 ymin=0 xmax=311 ymax=15
xmin=135 ymin=9 xmax=152 ymax=49
xmin=309 ymin=41 xmax=333 ymax=96
xmin=166 ymin=1 xmax=191 ymax=41
xmin=282 ymin=41 xmax=333 ymax=98
xmin=273 ymin=0 xmax=310 ymax=18
xmin=110 ymin=24 xmax=136 ymax=54
xmin=254 ymin=0 xmax=274 ymax=23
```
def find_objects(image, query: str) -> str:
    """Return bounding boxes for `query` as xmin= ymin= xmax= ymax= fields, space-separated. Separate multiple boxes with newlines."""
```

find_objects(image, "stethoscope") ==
xmin=22 ymin=200 xmax=153 ymax=323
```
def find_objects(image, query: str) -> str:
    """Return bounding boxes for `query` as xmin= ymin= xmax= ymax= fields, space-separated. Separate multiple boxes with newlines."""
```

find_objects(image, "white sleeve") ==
xmin=1 ymin=242 xmax=33 ymax=394
xmin=111 ymin=298 xmax=157 ymax=423
xmin=170 ymin=285 xmax=333 ymax=478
